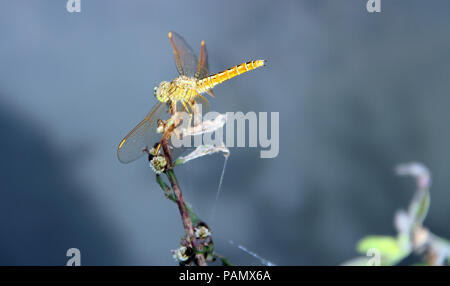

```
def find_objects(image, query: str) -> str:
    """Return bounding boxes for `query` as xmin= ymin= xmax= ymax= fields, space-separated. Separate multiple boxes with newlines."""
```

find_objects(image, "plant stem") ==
xmin=214 ymin=253 xmax=233 ymax=266
xmin=161 ymin=138 xmax=207 ymax=266
xmin=166 ymin=169 xmax=195 ymax=240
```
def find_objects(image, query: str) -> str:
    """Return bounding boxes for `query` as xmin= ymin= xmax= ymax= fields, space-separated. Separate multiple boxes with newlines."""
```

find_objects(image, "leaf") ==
xmin=357 ymin=235 xmax=408 ymax=265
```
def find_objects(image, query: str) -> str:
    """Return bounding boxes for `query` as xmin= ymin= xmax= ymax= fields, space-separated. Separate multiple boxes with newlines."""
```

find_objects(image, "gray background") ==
xmin=0 ymin=0 xmax=449 ymax=265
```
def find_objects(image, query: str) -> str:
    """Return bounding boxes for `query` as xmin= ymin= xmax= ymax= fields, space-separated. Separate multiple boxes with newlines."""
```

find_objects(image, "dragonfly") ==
xmin=117 ymin=31 xmax=265 ymax=164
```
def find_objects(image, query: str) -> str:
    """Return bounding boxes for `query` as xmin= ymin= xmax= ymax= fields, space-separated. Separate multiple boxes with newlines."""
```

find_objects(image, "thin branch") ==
xmin=161 ymin=137 xmax=207 ymax=266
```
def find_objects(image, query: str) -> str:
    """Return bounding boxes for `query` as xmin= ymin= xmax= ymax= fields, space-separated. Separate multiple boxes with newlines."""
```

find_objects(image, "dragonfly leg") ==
xmin=154 ymin=142 xmax=162 ymax=155
xmin=181 ymin=100 xmax=193 ymax=128
xmin=187 ymin=100 xmax=196 ymax=126
xmin=170 ymin=101 xmax=176 ymax=115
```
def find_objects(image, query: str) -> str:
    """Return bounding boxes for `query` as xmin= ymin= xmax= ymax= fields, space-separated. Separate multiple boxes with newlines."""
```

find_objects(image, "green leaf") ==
xmin=357 ymin=235 xmax=408 ymax=265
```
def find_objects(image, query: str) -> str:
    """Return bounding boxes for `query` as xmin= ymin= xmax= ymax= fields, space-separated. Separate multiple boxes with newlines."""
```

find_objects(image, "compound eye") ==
xmin=153 ymin=86 xmax=157 ymax=96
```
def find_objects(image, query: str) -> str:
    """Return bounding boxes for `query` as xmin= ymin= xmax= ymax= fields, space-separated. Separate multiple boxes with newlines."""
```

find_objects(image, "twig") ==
xmin=160 ymin=137 xmax=207 ymax=266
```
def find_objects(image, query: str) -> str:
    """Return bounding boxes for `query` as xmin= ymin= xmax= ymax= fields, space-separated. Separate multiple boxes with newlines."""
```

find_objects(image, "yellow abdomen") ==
xmin=197 ymin=60 xmax=265 ymax=93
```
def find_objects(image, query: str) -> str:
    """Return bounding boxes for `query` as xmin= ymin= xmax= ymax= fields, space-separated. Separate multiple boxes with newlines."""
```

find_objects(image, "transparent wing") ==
xmin=118 ymin=101 xmax=191 ymax=163
xmin=168 ymin=31 xmax=198 ymax=77
xmin=117 ymin=102 xmax=168 ymax=164
xmin=192 ymin=94 xmax=210 ymax=116
xmin=194 ymin=40 xmax=215 ymax=97
xmin=168 ymin=137 xmax=187 ymax=161
xmin=195 ymin=40 xmax=209 ymax=79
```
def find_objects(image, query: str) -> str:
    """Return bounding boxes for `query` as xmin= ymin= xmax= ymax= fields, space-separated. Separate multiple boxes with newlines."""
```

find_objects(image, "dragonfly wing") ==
xmin=195 ymin=40 xmax=214 ymax=97
xmin=168 ymin=31 xmax=198 ymax=77
xmin=169 ymin=143 xmax=187 ymax=161
xmin=192 ymin=94 xmax=210 ymax=115
xmin=195 ymin=40 xmax=209 ymax=79
xmin=117 ymin=102 xmax=168 ymax=164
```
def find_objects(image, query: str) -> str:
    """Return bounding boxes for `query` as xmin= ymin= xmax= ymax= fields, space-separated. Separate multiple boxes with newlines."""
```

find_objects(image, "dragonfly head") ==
xmin=154 ymin=81 xmax=170 ymax=103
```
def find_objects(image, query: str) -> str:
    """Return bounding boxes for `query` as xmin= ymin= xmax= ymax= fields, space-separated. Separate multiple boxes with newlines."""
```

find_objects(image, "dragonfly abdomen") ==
xmin=197 ymin=60 xmax=265 ymax=93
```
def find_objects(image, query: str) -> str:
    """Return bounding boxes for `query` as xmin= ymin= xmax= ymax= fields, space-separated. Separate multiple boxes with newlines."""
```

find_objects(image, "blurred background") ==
xmin=0 ymin=0 xmax=449 ymax=265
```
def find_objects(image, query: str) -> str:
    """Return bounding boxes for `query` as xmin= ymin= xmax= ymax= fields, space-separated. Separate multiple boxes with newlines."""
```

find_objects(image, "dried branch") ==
xmin=160 ymin=137 xmax=207 ymax=266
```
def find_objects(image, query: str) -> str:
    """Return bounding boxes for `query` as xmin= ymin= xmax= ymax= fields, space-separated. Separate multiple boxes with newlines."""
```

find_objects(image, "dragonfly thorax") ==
xmin=173 ymin=75 xmax=197 ymax=89
xmin=156 ymin=76 xmax=200 ymax=105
